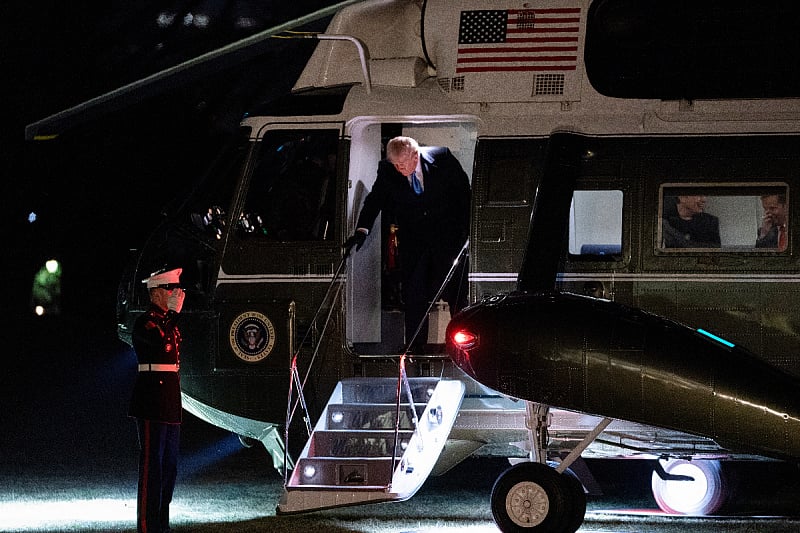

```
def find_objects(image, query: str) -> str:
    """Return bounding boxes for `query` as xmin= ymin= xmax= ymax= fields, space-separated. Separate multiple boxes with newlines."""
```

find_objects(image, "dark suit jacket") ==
xmin=128 ymin=304 xmax=182 ymax=423
xmin=355 ymin=146 xmax=471 ymax=256
xmin=755 ymin=226 xmax=779 ymax=248
xmin=662 ymin=213 xmax=721 ymax=248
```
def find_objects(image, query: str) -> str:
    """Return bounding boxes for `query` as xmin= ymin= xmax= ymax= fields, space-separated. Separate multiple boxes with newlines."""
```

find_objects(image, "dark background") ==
xmin=2 ymin=1 xmax=336 ymax=469
xmin=4 ymin=1 xmax=336 ymax=321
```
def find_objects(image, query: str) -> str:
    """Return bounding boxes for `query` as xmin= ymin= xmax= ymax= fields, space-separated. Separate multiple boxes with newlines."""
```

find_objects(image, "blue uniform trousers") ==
xmin=136 ymin=419 xmax=180 ymax=533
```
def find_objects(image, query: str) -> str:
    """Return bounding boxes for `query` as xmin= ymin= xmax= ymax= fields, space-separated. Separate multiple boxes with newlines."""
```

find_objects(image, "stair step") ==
xmin=290 ymin=456 xmax=397 ymax=487
xmin=340 ymin=377 xmax=439 ymax=404
xmin=326 ymin=403 xmax=423 ymax=430
xmin=278 ymin=378 xmax=466 ymax=515
xmin=309 ymin=429 xmax=414 ymax=457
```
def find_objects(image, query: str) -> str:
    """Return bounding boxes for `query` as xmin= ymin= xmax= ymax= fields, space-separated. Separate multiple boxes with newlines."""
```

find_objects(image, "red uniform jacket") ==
xmin=128 ymin=304 xmax=182 ymax=423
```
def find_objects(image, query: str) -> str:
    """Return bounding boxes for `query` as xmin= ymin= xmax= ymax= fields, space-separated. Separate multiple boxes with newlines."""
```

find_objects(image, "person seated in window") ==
xmin=662 ymin=195 xmax=721 ymax=248
xmin=755 ymin=193 xmax=788 ymax=251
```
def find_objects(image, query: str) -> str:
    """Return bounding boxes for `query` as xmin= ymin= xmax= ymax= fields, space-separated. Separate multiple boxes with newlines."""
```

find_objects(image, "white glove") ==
xmin=167 ymin=289 xmax=185 ymax=313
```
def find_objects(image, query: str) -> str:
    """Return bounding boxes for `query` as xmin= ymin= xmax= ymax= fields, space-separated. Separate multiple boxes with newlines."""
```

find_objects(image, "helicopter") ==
xmin=27 ymin=0 xmax=800 ymax=531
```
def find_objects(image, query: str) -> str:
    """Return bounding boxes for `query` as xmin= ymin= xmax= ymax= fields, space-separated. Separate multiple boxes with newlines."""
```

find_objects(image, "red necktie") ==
xmin=779 ymin=226 xmax=787 ymax=250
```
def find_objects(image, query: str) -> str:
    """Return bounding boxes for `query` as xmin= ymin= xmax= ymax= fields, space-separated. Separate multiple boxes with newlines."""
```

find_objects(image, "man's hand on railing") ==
xmin=343 ymin=230 xmax=367 ymax=253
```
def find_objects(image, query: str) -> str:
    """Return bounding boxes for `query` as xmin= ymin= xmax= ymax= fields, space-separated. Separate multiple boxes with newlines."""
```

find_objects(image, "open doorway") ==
xmin=346 ymin=120 xmax=477 ymax=356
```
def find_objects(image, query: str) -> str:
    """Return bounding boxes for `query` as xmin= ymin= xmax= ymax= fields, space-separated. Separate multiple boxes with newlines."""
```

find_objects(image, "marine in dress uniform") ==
xmin=129 ymin=268 xmax=185 ymax=533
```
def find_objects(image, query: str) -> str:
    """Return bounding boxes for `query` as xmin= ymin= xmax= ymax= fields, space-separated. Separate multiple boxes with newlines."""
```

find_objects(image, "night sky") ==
xmin=4 ymin=1 xmax=336 ymax=323
xmin=2 ymin=2 xmax=337 ymax=466
xmin=0 ymin=8 xmax=342 ymax=500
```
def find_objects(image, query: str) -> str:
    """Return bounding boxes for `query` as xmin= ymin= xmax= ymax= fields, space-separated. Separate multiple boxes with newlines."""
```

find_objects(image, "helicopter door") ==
xmin=215 ymin=125 xmax=344 ymax=380
xmin=346 ymin=121 xmax=477 ymax=356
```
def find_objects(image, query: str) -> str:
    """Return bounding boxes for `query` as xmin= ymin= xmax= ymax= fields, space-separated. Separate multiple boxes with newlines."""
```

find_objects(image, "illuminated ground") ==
xmin=3 ymin=446 xmax=800 ymax=532
xmin=2 ymin=316 xmax=800 ymax=532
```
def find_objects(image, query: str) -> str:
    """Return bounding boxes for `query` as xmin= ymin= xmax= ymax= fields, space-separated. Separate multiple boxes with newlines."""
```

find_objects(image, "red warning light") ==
xmin=452 ymin=330 xmax=478 ymax=349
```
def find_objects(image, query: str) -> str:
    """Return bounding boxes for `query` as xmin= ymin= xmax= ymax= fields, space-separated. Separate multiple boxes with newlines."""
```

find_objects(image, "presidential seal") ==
xmin=229 ymin=311 xmax=276 ymax=363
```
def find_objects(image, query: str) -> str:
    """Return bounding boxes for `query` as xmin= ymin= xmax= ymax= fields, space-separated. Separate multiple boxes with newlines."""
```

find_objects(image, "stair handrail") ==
xmin=403 ymin=238 xmax=471 ymax=351
xmin=287 ymin=281 xmax=342 ymax=423
xmin=284 ymin=252 xmax=349 ymax=483
xmin=390 ymin=353 xmax=422 ymax=487
xmin=389 ymin=238 xmax=470 ymax=486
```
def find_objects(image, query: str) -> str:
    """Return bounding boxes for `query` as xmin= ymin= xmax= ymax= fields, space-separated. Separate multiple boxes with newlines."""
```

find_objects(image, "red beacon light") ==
xmin=452 ymin=329 xmax=478 ymax=349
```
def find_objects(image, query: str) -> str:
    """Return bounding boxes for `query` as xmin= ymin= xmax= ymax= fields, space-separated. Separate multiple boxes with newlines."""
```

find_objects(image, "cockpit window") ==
xmin=658 ymin=183 xmax=789 ymax=252
xmin=186 ymin=128 xmax=250 ymax=240
xmin=238 ymin=129 xmax=339 ymax=241
xmin=568 ymin=190 xmax=623 ymax=258
xmin=586 ymin=0 xmax=800 ymax=99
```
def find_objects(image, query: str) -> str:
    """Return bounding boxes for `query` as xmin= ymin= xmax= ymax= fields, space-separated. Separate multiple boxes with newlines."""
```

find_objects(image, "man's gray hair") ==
xmin=386 ymin=136 xmax=419 ymax=163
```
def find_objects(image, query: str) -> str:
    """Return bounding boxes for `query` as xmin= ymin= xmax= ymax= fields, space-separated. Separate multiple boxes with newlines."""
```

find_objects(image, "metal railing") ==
xmin=284 ymin=238 xmax=470 ymax=486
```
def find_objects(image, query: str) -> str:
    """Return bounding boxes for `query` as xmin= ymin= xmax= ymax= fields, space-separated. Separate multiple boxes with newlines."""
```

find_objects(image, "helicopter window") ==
xmin=568 ymin=190 xmax=623 ymax=257
xmin=657 ymin=183 xmax=789 ymax=252
xmin=239 ymin=129 xmax=339 ymax=241
xmin=586 ymin=0 xmax=800 ymax=99
xmin=187 ymin=128 xmax=250 ymax=240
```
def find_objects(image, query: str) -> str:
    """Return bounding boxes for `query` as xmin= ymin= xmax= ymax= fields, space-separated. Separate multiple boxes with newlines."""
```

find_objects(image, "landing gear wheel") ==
xmin=491 ymin=462 xmax=583 ymax=532
xmin=561 ymin=469 xmax=587 ymax=532
xmin=651 ymin=459 xmax=727 ymax=515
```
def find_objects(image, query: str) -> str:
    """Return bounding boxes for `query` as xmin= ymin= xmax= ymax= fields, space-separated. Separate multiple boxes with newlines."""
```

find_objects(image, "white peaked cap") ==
xmin=143 ymin=268 xmax=183 ymax=288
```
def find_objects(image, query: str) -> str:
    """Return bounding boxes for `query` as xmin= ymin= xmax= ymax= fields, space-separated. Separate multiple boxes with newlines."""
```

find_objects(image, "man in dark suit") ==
xmin=755 ymin=193 xmax=788 ymax=250
xmin=345 ymin=136 xmax=471 ymax=352
xmin=662 ymin=195 xmax=721 ymax=248
xmin=129 ymin=267 xmax=185 ymax=533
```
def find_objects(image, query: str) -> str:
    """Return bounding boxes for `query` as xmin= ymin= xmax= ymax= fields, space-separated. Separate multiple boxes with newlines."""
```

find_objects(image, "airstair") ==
xmin=277 ymin=376 xmax=465 ymax=513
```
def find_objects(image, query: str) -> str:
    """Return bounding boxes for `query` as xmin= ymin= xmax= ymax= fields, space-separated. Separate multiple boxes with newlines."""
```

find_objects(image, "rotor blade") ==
xmin=25 ymin=0 xmax=364 ymax=141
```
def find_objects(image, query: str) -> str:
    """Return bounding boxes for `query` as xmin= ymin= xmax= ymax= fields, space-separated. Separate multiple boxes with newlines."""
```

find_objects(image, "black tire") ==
xmin=490 ymin=462 xmax=574 ymax=532
xmin=546 ymin=461 xmax=586 ymax=532
xmin=560 ymin=468 xmax=587 ymax=532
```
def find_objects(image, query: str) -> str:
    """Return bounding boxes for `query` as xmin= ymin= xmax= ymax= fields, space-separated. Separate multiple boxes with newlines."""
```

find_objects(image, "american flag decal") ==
xmin=457 ymin=8 xmax=581 ymax=73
